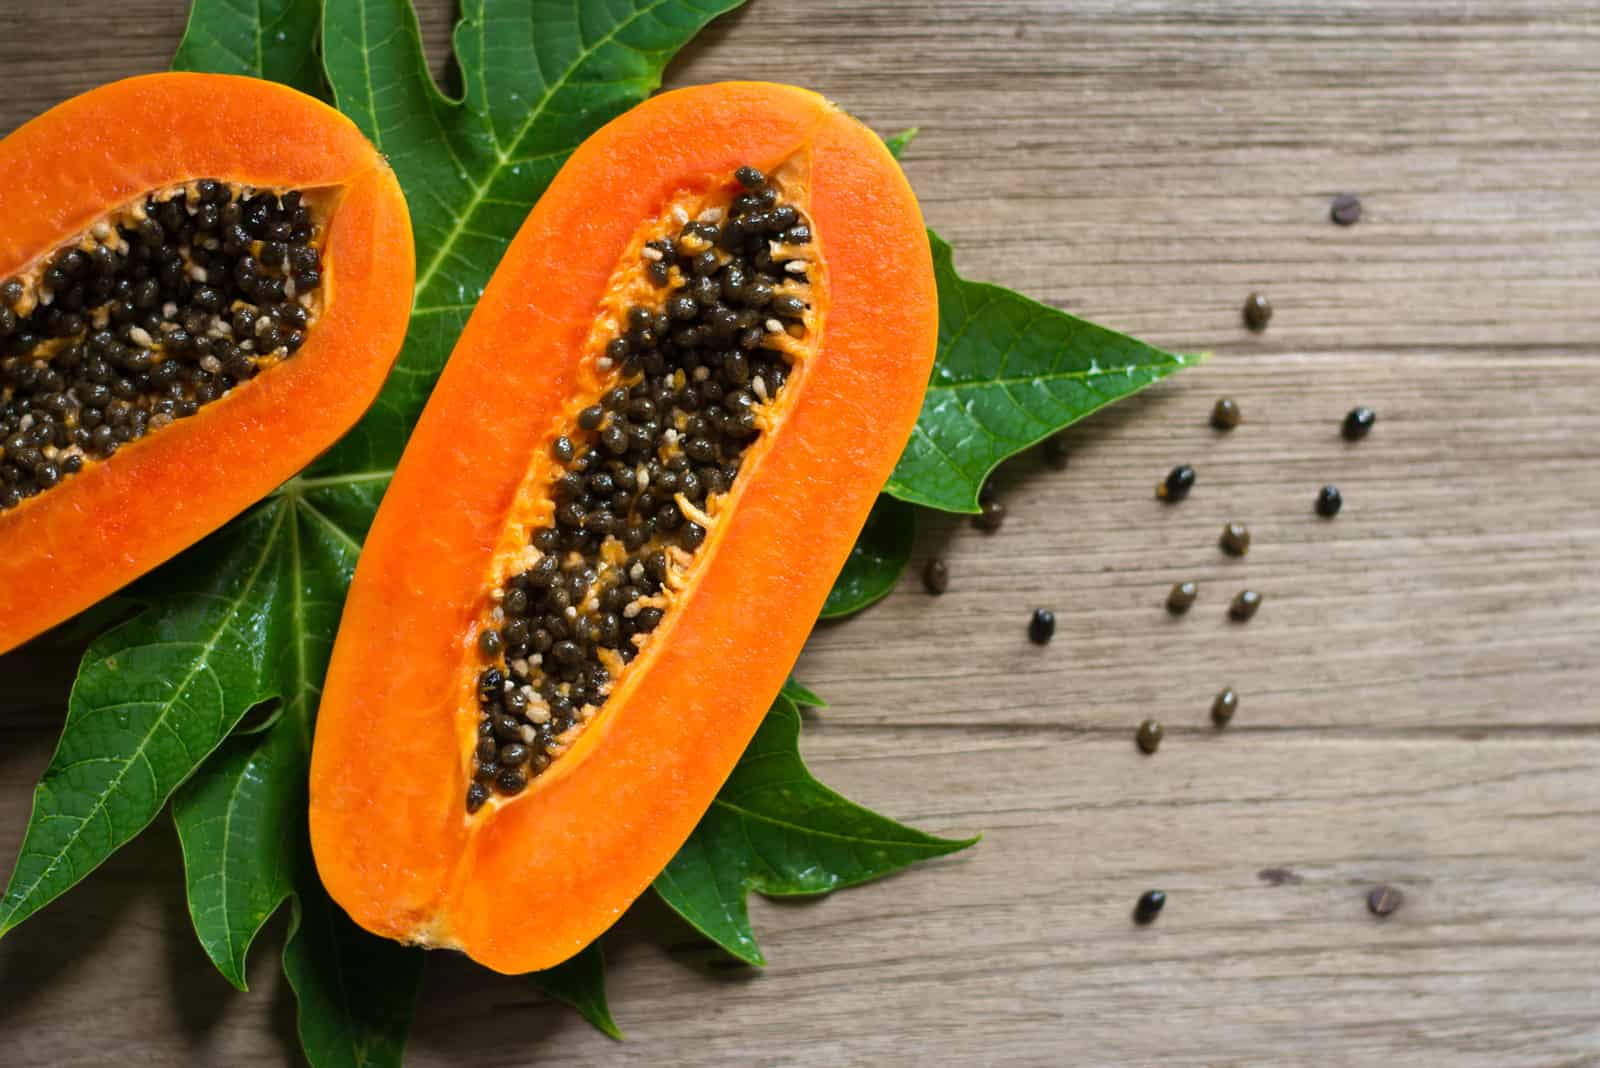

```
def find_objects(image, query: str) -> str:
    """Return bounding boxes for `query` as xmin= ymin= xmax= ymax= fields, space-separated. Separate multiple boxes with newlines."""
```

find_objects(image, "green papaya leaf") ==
xmin=654 ymin=695 xmax=976 ymax=965
xmin=173 ymin=0 xmax=326 ymax=96
xmin=172 ymin=714 xmax=303 ymax=990
xmin=529 ymin=941 xmax=623 ymax=1040
xmin=168 ymin=477 xmax=368 ymax=990
xmin=820 ymin=496 xmax=916 ymax=619
xmin=313 ymin=0 xmax=750 ymax=475
xmin=0 ymin=504 xmax=292 ymax=938
xmin=780 ymin=678 xmax=829 ymax=709
xmin=886 ymin=233 xmax=1201 ymax=513
xmin=884 ymin=126 xmax=919 ymax=158
xmin=284 ymin=871 xmax=424 ymax=1068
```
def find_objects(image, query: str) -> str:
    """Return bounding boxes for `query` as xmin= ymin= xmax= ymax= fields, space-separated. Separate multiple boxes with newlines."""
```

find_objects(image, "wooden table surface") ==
xmin=3 ymin=1 xmax=1599 ymax=1065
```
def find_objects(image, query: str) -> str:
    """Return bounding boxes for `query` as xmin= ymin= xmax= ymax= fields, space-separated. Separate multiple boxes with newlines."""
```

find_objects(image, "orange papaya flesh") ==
xmin=0 ymin=72 xmax=413 ymax=654
xmin=310 ymin=82 xmax=937 ymax=974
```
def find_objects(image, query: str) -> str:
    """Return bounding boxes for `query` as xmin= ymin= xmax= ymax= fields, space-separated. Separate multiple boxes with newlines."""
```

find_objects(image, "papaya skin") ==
xmin=0 ymin=73 xmax=414 ymax=654
xmin=309 ymin=81 xmax=937 ymax=974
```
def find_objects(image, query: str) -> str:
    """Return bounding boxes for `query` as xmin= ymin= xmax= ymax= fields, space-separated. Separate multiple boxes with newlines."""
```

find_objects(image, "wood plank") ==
xmin=673 ymin=0 xmax=1600 ymax=353
xmin=17 ymin=352 xmax=1598 ymax=730
xmin=6 ymin=2 xmax=1598 ymax=354
xmin=0 ymin=0 xmax=1597 ymax=1065
xmin=796 ymin=351 xmax=1600 ymax=731
xmin=1 ymin=728 xmax=1596 ymax=1066
xmin=515 ymin=728 xmax=1600 ymax=1068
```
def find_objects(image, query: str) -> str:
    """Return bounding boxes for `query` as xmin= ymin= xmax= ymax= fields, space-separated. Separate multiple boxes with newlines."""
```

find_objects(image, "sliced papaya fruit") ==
xmin=0 ymin=72 xmax=413 ymax=653
xmin=309 ymin=82 xmax=936 ymax=973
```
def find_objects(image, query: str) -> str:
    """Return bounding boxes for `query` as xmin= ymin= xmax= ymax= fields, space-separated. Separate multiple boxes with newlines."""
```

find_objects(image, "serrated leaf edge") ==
xmin=0 ymin=503 xmax=289 ymax=936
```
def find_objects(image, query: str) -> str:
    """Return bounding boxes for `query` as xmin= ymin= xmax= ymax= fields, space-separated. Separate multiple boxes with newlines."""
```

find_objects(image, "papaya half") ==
xmin=0 ymin=73 xmax=413 ymax=653
xmin=309 ymin=82 xmax=937 ymax=973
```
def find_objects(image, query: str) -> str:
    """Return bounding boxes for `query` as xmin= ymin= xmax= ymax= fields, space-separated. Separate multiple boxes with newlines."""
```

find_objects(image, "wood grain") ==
xmin=2 ymin=1 xmax=1598 ymax=1065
